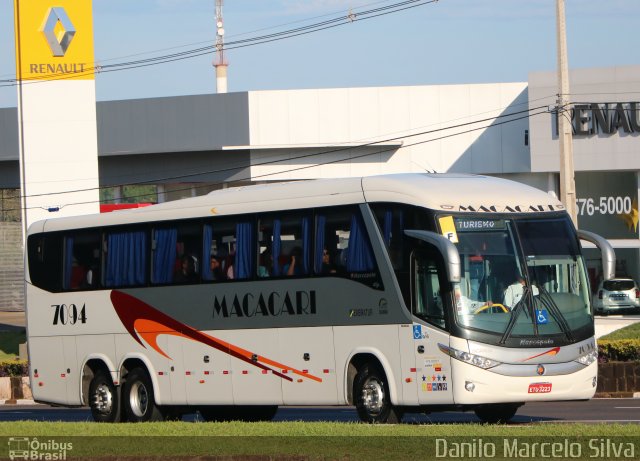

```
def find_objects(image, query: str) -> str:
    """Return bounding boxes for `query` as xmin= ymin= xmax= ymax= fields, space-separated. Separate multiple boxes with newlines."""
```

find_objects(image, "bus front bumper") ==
xmin=451 ymin=360 xmax=598 ymax=405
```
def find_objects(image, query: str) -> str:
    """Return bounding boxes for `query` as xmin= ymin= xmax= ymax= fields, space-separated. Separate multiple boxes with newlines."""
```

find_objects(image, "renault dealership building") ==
xmin=0 ymin=64 xmax=638 ymax=309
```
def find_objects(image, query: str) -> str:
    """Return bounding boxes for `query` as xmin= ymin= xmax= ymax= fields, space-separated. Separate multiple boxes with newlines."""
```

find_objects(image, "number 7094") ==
xmin=51 ymin=304 xmax=87 ymax=325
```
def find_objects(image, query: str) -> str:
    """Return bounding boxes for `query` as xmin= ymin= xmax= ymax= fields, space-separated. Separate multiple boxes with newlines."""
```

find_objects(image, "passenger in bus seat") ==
xmin=224 ymin=255 xmax=235 ymax=279
xmin=320 ymin=248 xmax=337 ymax=274
xmin=69 ymin=258 xmax=86 ymax=290
xmin=175 ymin=255 xmax=197 ymax=283
xmin=258 ymin=249 xmax=272 ymax=277
xmin=210 ymin=256 xmax=224 ymax=280
xmin=284 ymin=246 xmax=303 ymax=276
xmin=84 ymin=249 xmax=100 ymax=288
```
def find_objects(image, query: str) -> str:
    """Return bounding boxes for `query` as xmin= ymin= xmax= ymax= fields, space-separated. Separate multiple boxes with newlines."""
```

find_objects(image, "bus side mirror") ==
xmin=577 ymin=230 xmax=615 ymax=281
xmin=404 ymin=230 xmax=461 ymax=283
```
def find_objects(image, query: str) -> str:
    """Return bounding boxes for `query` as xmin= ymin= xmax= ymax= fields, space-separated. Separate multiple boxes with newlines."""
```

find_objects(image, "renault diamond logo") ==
xmin=41 ymin=7 xmax=76 ymax=57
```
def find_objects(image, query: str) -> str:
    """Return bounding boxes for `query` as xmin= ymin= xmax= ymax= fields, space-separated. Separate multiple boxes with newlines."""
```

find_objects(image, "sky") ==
xmin=0 ymin=0 xmax=639 ymax=107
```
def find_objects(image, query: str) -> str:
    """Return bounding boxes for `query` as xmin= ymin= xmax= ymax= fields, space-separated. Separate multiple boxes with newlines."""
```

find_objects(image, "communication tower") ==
xmin=214 ymin=0 xmax=228 ymax=93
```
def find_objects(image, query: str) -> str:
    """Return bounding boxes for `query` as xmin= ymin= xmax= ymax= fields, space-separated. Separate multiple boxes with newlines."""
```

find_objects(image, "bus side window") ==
xmin=62 ymin=231 xmax=101 ymax=291
xmin=413 ymin=251 xmax=446 ymax=329
xmin=104 ymin=229 xmax=148 ymax=288
xmin=28 ymin=234 xmax=63 ymax=292
xmin=315 ymin=206 xmax=382 ymax=289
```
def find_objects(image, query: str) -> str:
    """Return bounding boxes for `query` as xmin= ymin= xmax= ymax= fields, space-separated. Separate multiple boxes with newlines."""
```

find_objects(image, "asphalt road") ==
xmin=0 ymin=399 xmax=638 ymax=424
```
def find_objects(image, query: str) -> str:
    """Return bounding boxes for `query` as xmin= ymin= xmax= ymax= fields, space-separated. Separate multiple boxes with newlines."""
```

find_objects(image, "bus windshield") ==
xmin=444 ymin=215 xmax=591 ymax=343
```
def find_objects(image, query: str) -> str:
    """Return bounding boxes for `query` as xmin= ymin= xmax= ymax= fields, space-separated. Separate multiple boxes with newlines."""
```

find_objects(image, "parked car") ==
xmin=593 ymin=278 xmax=640 ymax=315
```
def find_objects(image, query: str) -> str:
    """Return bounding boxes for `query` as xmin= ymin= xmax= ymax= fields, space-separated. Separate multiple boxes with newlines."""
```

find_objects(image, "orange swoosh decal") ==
xmin=112 ymin=290 xmax=322 ymax=383
xmin=521 ymin=346 xmax=561 ymax=362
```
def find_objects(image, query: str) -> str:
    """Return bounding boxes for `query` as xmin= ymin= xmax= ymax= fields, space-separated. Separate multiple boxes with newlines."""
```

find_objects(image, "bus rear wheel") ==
xmin=354 ymin=363 xmax=402 ymax=424
xmin=123 ymin=367 xmax=164 ymax=422
xmin=474 ymin=403 xmax=520 ymax=424
xmin=89 ymin=369 xmax=121 ymax=423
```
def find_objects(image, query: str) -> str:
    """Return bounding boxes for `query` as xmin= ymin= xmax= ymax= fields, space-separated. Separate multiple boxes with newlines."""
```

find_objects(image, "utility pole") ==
xmin=556 ymin=0 xmax=578 ymax=226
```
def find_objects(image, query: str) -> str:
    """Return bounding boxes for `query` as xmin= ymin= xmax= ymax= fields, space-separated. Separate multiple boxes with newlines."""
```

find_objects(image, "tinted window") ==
xmin=28 ymin=234 xmax=63 ymax=292
xmin=516 ymin=218 xmax=579 ymax=257
xmin=603 ymin=280 xmax=635 ymax=291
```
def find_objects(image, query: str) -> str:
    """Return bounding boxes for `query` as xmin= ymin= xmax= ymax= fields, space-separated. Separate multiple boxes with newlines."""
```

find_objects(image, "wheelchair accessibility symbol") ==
xmin=536 ymin=309 xmax=549 ymax=325
xmin=413 ymin=325 xmax=422 ymax=340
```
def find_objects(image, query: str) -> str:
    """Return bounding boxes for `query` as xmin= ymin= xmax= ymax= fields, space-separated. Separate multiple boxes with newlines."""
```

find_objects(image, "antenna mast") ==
xmin=214 ymin=0 xmax=228 ymax=93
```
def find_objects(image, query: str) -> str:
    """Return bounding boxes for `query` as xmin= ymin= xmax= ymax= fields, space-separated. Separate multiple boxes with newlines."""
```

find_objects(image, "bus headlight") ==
xmin=438 ymin=343 xmax=501 ymax=370
xmin=575 ymin=350 xmax=598 ymax=366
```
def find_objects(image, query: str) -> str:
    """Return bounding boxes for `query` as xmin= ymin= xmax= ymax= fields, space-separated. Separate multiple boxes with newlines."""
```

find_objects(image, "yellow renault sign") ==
xmin=14 ymin=0 xmax=95 ymax=81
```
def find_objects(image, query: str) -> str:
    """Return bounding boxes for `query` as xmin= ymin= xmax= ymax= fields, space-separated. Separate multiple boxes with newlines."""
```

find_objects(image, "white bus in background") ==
xmin=24 ymin=174 xmax=614 ymax=423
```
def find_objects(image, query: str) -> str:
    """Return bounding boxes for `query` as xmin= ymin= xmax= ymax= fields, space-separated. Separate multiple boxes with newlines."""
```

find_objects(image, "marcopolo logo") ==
xmin=40 ymin=7 xmax=76 ymax=57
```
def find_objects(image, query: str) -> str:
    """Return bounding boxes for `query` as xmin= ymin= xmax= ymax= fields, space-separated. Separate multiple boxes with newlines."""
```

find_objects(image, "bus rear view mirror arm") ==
xmin=577 ymin=229 xmax=616 ymax=281
xmin=404 ymin=230 xmax=461 ymax=283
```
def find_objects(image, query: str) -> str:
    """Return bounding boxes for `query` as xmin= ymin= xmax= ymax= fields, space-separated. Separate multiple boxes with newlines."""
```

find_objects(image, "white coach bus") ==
xmin=24 ymin=174 xmax=614 ymax=423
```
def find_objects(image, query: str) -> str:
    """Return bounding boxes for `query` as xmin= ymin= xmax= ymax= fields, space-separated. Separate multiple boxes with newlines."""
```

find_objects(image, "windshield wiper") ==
xmin=499 ymin=286 xmax=534 ymax=345
xmin=536 ymin=286 xmax=574 ymax=342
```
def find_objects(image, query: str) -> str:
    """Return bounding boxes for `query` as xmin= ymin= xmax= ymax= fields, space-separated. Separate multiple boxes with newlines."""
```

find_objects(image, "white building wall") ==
xmin=19 ymin=80 xmax=100 ymax=226
xmin=247 ymin=83 xmax=530 ymax=181
xmin=529 ymin=65 xmax=640 ymax=172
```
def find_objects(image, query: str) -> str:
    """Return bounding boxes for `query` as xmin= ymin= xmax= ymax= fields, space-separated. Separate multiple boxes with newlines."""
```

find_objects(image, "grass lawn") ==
xmin=600 ymin=321 xmax=640 ymax=340
xmin=0 ymin=421 xmax=640 ymax=461
xmin=0 ymin=421 xmax=638 ymax=460
xmin=0 ymin=329 xmax=25 ymax=361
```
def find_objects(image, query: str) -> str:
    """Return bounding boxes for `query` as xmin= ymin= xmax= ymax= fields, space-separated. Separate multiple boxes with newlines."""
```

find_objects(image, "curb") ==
xmin=0 ymin=399 xmax=36 ymax=405
xmin=594 ymin=391 xmax=640 ymax=399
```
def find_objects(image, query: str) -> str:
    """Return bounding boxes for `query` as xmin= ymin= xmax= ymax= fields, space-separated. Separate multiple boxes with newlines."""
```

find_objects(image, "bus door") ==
xmin=412 ymin=249 xmax=454 ymax=405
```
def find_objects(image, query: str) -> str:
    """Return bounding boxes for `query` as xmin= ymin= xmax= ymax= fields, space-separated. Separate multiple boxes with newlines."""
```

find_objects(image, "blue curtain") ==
xmin=152 ymin=228 xmax=177 ymax=284
xmin=202 ymin=224 xmax=213 ymax=280
xmin=234 ymin=222 xmax=253 ymax=279
xmin=383 ymin=210 xmax=393 ymax=246
xmin=302 ymin=216 xmax=311 ymax=274
xmin=346 ymin=214 xmax=375 ymax=272
xmin=314 ymin=215 xmax=326 ymax=273
xmin=63 ymin=236 xmax=74 ymax=290
xmin=106 ymin=231 xmax=147 ymax=287
xmin=272 ymin=220 xmax=281 ymax=276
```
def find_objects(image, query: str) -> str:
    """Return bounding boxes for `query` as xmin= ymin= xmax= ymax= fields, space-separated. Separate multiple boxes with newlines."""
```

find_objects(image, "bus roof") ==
xmin=33 ymin=173 xmax=565 ymax=234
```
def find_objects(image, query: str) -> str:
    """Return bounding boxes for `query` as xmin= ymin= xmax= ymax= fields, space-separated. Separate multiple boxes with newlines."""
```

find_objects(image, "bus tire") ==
xmin=123 ymin=367 xmax=164 ymax=422
xmin=474 ymin=403 xmax=520 ymax=424
xmin=89 ymin=369 xmax=121 ymax=423
xmin=354 ymin=363 xmax=402 ymax=424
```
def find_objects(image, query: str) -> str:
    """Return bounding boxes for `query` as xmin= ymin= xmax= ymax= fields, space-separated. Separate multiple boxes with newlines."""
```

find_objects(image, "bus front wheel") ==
xmin=354 ymin=363 xmax=402 ymax=424
xmin=474 ymin=403 xmax=520 ymax=424
xmin=89 ymin=369 xmax=121 ymax=423
xmin=123 ymin=367 xmax=164 ymax=422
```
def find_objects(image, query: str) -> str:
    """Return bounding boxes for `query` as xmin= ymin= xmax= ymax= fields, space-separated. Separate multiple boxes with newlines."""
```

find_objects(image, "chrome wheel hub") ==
xmin=92 ymin=383 xmax=113 ymax=414
xmin=129 ymin=382 xmax=149 ymax=417
xmin=361 ymin=377 xmax=384 ymax=415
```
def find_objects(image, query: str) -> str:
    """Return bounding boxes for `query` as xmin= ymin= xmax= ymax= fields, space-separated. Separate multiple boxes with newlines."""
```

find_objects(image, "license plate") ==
xmin=528 ymin=382 xmax=552 ymax=394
